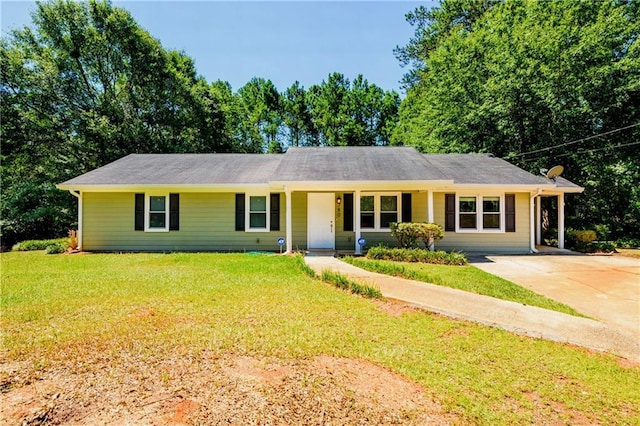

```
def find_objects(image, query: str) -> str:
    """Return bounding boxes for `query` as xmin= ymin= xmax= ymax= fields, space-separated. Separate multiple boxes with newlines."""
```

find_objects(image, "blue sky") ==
xmin=1 ymin=1 xmax=431 ymax=94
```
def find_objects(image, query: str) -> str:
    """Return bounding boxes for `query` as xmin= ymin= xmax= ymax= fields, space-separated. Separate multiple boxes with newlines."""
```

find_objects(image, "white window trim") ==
xmin=145 ymin=193 xmax=169 ymax=232
xmin=360 ymin=192 xmax=402 ymax=232
xmin=455 ymin=194 xmax=505 ymax=233
xmin=245 ymin=192 xmax=270 ymax=232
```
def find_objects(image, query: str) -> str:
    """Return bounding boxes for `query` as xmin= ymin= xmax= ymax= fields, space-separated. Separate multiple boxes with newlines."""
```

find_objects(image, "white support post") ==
xmin=355 ymin=189 xmax=361 ymax=255
xmin=77 ymin=191 xmax=83 ymax=251
xmin=558 ymin=193 xmax=565 ymax=249
xmin=535 ymin=196 xmax=542 ymax=246
xmin=530 ymin=192 xmax=537 ymax=253
xmin=427 ymin=190 xmax=434 ymax=223
xmin=285 ymin=187 xmax=292 ymax=254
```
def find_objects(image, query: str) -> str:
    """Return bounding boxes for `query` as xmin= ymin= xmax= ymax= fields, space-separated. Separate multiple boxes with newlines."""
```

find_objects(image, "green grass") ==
xmin=343 ymin=257 xmax=583 ymax=317
xmin=2 ymin=252 xmax=638 ymax=424
xmin=320 ymin=270 xmax=383 ymax=299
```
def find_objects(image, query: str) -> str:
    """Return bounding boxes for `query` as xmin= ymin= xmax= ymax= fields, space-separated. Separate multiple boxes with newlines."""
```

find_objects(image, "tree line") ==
xmin=1 ymin=0 xmax=638 ymax=247
xmin=393 ymin=0 xmax=639 ymax=240
xmin=0 ymin=0 xmax=398 ymax=246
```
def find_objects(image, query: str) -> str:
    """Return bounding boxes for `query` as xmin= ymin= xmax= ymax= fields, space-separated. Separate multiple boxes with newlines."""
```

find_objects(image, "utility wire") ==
xmin=519 ymin=140 xmax=640 ymax=162
xmin=505 ymin=122 xmax=640 ymax=159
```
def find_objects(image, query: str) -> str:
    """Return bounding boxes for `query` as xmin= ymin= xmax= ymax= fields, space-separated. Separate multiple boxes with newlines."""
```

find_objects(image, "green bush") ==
xmin=572 ymin=241 xmax=616 ymax=254
xmin=320 ymin=270 xmax=382 ymax=299
xmin=390 ymin=222 xmax=444 ymax=248
xmin=568 ymin=230 xmax=597 ymax=244
xmin=616 ymin=238 xmax=640 ymax=249
xmin=366 ymin=245 xmax=467 ymax=265
xmin=12 ymin=238 xmax=68 ymax=251
xmin=593 ymin=224 xmax=609 ymax=241
xmin=45 ymin=242 xmax=67 ymax=254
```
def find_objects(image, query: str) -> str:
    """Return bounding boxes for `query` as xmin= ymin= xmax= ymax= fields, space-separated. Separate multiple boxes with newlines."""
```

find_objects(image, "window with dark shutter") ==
xmin=445 ymin=194 xmax=455 ymax=231
xmin=169 ymin=194 xmax=180 ymax=231
xmin=402 ymin=193 xmax=412 ymax=222
xmin=235 ymin=194 xmax=245 ymax=231
xmin=135 ymin=193 xmax=144 ymax=231
xmin=505 ymin=194 xmax=516 ymax=232
xmin=343 ymin=193 xmax=353 ymax=231
xmin=270 ymin=193 xmax=280 ymax=231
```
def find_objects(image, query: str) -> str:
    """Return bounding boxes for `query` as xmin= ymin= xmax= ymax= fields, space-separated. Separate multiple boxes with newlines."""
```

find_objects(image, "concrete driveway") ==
xmin=470 ymin=254 xmax=640 ymax=337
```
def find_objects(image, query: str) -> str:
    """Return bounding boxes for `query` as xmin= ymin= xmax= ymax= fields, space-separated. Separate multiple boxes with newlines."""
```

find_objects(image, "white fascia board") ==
xmin=269 ymin=180 xmax=454 ymax=192
xmin=436 ymin=183 xmax=557 ymax=193
xmin=55 ymin=183 xmax=272 ymax=193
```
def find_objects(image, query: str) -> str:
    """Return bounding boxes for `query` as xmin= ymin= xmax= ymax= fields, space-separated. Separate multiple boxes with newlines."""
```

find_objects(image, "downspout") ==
xmin=530 ymin=189 xmax=542 ymax=253
xmin=69 ymin=190 xmax=82 ymax=251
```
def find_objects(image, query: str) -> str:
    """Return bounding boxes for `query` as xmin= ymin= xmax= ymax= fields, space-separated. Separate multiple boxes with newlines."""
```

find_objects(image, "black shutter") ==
xmin=505 ymin=194 xmax=516 ymax=232
xmin=169 ymin=194 xmax=180 ymax=231
xmin=135 ymin=193 xmax=144 ymax=231
xmin=402 ymin=193 xmax=412 ymax=222
xmin=270 ymin=193 xmax=280 ymax=231
xmin=235 ymin=194 xmax=245 ymax=231
xmin=343 ymin=193 xmax=354 ymax=231
xmin=445 ymin=194 xmax=455 ymax=231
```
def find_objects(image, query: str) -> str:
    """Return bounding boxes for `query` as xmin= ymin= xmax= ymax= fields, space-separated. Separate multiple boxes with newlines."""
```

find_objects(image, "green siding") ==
xmin=83 ymin=192 xmax=286 ymax=252
xmin=433 ymin=192 xmax=531 ymax=253
xmin=83 ymin=190 xmax=530 ymax=253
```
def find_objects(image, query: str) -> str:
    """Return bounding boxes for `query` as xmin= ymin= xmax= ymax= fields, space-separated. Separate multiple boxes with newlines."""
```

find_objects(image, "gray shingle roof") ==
xmin=274 ymin=147 xmax=449 ymax=181
xmin=61 ymin=154 xmax=284 ymax=185
xmin=59 ymin=147 xmax=582 ymax=190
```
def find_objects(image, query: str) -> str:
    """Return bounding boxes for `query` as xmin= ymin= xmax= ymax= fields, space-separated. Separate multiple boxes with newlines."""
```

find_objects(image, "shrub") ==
xmin=320 ymin=270 xmax=382 ymax=299
xmin=593 ymin=224 xmax=609 ymax=241
xmin=573 ymin=241 xmax=616 ymax=254
xmin=366 ymin=246 xmax=467 ymax=265
xmin=68 ymin=230 xmax=79 ymax=251
xmin=12 ymin=238 xmax=68 ymax=251
xmin=45 ymin=242 xmax=67 ymax=254
xmin=390 ymin=222 xmax=444 ymax=248
xmin=568 ymin=230 xmax=597 ymax=244
xmin=616 ymin=238 xmax=640 ymax=249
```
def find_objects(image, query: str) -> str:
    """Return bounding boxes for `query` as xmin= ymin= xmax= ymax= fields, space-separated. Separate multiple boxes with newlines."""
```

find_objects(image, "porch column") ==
xmin=530 ymin=192 xmax=537 ymax=253
xmin=285 ymin=187 xmax=292 ymax=253
xmin=558 ymin=193 xmax=565 ymax=249
xmin=535 ymin=196 xmax=542 ymax=245
xmin=427 ymin=190 xmax=434 ymax=223
xmin=354 ymin=189 xmax=361 ymax=254
xmin=75 ymin=191 xmax=82 ymax=251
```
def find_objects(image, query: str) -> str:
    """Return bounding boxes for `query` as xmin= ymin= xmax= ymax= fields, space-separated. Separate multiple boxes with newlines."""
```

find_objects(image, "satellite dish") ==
xmin=546 ymin=165 xmax=564 ymax=180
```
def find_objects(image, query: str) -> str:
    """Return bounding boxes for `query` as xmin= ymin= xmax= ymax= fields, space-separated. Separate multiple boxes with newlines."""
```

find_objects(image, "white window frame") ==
xmin=245 ymin=192 xmax=270 ymax=232
xmin=145 ymin=193 xmax=169 ymax=232
xmin=360 ymin=192 xmax=402 ymax=232
xmin=455 ymin=193 xmax=505 ymax=233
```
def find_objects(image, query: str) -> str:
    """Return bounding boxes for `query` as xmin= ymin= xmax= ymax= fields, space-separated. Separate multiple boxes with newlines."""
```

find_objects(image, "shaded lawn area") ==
xmin=2 ymin=252 xmax=639 ymax=424
xmin=344 ymin=257 xmax=583 ymax=317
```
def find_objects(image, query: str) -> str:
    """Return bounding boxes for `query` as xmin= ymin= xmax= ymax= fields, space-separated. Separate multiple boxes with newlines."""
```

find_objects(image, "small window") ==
xmin=146 ymin=194 xmax=169 ymax=231
xmin=482 ymin=197 xmax=501 ymax=229
xmin=361 ymin=196 xmax=375 ymax=229
xmin=249 ymin=196 xmax=267 ymax=229
xmin=459 ymin=197 xmax=477 ymax=229
xmin=380 ymin=195 xmax=398 ymax=228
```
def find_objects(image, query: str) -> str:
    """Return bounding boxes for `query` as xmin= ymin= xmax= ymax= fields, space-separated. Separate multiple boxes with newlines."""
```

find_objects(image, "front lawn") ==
xmin=344 ymin=256 xmax=583 ymax=317
xmin=1 ymin=252 xmax=638 ymax=424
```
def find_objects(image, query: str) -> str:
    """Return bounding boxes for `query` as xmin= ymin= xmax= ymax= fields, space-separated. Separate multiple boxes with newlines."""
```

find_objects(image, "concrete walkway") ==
xmin=304 ymin=256 xmax=640 ymax=363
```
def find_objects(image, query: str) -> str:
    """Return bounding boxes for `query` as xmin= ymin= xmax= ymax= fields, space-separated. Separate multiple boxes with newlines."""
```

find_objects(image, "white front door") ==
xmin=308 ymin=193 xmax=335 ymax=249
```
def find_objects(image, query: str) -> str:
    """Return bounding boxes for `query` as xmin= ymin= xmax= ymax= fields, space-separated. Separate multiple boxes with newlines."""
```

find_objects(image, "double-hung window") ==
xmin=146 ymin=194 xmax=169 ymax=231
xmin=456 ymin=194 xmax=503 ymax=232
xmin=360 ymin=193 xmax=400 ymax=231
xmin=247 ymin=194 xmax=268 ymax=231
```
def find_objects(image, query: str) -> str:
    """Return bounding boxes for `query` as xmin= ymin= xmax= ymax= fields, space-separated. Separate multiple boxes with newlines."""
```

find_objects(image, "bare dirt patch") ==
xmin=0 ymin=352 xmax=456 ymax=425
xmin=376 ymin=299 xmax=423 ymax=316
